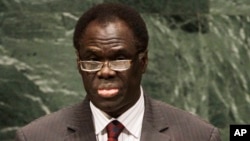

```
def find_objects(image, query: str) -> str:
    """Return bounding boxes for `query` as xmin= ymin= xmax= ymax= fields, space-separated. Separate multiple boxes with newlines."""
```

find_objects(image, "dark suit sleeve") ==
xmin=15 ymin=129 xmax=26 ymax=141
xmin=209 ymin=128 xmax=221 ymax=141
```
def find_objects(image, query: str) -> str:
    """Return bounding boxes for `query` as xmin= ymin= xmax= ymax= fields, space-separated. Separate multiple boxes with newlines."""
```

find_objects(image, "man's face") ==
xmin=77 ymin=19 xmax=147 ymax=117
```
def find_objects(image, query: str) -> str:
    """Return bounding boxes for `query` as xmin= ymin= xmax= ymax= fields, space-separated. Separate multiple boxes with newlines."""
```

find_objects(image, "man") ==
xmin=15 ymin=3 xmax=221 ymax=141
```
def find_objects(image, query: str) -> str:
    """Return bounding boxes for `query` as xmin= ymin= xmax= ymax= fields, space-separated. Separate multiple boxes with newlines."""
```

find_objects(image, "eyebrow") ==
xmin=81 ymin=47 xmax=134 ymax=58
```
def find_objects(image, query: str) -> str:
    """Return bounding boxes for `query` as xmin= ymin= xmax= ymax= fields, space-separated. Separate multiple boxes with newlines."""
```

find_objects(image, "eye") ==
xmin=83 ymin=55 xmax=100 ymax=61
xmin=115 ymin=56 xmax=128 ymax=60
xmin=89 ymin=56 xmax=99 ymax=61
xmin=114 ymin=53 xmax=131 ymax=60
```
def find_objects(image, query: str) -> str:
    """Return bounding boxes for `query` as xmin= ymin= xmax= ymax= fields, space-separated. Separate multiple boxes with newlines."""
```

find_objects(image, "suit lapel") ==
xmin=64 ymin=98 xmax=96 ymax=141
xmin=62 ymin=95 xmax=171 ymax=141
xmin=141 ymin=95 xmax=171 ymax=141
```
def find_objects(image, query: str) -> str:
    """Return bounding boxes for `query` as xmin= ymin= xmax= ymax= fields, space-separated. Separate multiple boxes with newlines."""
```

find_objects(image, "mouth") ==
xmin=97 ymin=88 xmax=119 ymax=98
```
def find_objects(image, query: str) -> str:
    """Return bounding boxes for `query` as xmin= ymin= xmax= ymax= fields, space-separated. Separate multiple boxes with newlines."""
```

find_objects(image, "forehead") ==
xmin=79 ymin=19 xmax=137 ymax=54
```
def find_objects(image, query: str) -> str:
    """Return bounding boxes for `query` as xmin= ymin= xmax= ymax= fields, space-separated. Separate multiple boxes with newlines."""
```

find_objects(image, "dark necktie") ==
xmin=106 ymin=120 xmax=124 ymax=141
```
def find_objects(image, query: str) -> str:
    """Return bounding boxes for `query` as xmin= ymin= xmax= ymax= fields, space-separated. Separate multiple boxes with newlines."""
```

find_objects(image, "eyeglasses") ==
xmin=78 ymin=52 xmax=146 ymax=72
xmin=78 ymin=59 xmax=132 ymax=72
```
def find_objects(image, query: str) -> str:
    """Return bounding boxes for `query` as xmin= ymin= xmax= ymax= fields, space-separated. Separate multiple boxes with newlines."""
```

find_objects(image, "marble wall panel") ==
xmin=0 ymin=0 xmax=249 ymax=140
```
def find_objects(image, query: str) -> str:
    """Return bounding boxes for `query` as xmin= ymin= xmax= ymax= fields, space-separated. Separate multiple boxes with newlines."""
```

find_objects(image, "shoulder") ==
xmin=23 ymin=103 xmax=78 ymax=128
xmin=149 ymin=97 xmax=213 ymax=127
xmin=146 ymin=97 xmax=221 ymax=140
xmin=15 ymin=102 xmax=83 ymax=140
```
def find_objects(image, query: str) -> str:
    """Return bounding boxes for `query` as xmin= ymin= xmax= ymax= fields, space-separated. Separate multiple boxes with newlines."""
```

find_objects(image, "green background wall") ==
xmin=0 ymin=0 xmax=250 ymax=140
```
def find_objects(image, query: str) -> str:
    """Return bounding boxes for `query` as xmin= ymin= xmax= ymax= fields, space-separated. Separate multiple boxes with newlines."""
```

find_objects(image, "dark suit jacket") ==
xmin=15 ymin=95 xmax=221 ymax=141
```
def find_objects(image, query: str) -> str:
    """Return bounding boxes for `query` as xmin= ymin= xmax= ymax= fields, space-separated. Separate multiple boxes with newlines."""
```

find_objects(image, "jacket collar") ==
xmin=64 ymin=98 xmax=96 ymax=141
xmin=141 ymin=95 xmax=171 ymax=141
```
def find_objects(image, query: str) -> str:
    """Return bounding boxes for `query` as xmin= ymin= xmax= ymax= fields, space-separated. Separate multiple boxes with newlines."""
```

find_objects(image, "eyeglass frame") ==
xmin=77 ymin=51 xmax=146 ymax=72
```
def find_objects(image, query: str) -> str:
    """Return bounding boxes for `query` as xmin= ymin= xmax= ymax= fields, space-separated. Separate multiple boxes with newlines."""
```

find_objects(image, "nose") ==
xmin=97 ymin=61 xmax=116 ymax=79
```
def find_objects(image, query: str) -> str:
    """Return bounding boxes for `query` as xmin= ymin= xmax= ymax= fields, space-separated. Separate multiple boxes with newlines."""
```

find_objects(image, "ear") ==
xmin=139 ymin=50 xmax=148 ymax=73
xmin=76 ymin=51 xmax=81 ymax=73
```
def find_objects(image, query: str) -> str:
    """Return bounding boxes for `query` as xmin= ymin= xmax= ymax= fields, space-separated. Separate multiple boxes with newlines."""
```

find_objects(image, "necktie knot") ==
xmin=106 ymin=120 xmax=124 ymax=141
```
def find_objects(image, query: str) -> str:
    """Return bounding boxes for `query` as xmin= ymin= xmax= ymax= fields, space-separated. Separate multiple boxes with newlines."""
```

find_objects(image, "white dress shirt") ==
xmin=90 ymin=87 xmax=145 ymax=141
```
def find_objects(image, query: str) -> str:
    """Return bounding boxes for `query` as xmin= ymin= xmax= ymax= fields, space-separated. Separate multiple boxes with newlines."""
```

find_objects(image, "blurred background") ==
xmin=0 ymin=0 xmax=249 ymax=140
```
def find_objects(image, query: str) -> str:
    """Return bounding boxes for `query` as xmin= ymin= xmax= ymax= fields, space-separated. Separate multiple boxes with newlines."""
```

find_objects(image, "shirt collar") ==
xmin=90 ymin=86 xmax=145 ymax=138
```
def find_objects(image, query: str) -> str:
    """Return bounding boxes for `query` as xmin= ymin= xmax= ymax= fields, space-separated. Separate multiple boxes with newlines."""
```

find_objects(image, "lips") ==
xmin=97 ymin=88 xmax=119 ymax=98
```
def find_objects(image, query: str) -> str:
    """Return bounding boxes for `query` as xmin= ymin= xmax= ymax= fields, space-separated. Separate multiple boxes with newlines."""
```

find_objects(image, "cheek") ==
xmin=81 ymin=73 xmax=95 ymax=90
xmin=126 ymin=66 xmax=143 ymax=86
